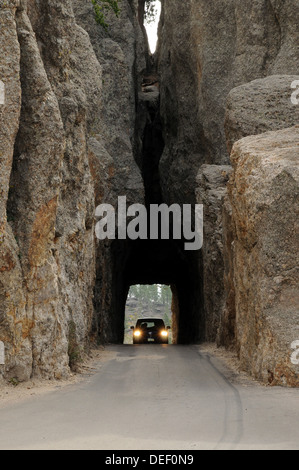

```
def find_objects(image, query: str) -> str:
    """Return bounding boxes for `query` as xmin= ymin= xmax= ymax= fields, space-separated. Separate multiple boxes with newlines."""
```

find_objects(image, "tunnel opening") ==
xmin=124 ymin=284 xmax=173 ymax=344
xmin=138 ymin=0 xmax=162 ymax=55
xmin=103 ymin=236 xmax=204 ymax=346
xmin=144 ymin=1 xmax=161 ymax=54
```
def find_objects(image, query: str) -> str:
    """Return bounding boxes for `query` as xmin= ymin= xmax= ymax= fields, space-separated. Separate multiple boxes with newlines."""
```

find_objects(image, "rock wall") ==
xmin=1 ymin=0 xmax=101 ymax=381
xmin=196 ymin=165 xmax=232 ymax=342
xmin=223 ymin=76 xmax=299 ymax=385
xmin=158 ymin=0 xmax=299 ymax=206
xmin=0 ymin=0 xmax=145 ymax=381
xmin=158 ymin=0 xmax=299 ymax=384
xmin=1 ymin=0 xmax=298 ymax=386
xmin=73 ymin=0 xmax=145 ymax=343
xmin=0 ymin=0 xmax=26 ymax=381
xmin=228 ymin=126 xmax=299 ymax=386
xmin=225 ymin=75 xmax=299 ymax=153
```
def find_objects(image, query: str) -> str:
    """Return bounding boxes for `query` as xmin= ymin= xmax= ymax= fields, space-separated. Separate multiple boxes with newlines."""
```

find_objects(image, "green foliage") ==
xmin=164 ymin=312 xmax=171 ymax=328
xmin=9 ymin=377 xmax=19 ymax=387
xmin=91 ymin=0 xmax=120 ymax=30
xmin=144 ymin=0 xmax=158 ymax=24
xmin=91 ymin=0 xmax=158 ymax=29
xmin=128 ymin=284 xmax=172 ymax=312
xmin=129 ymin=284 xmax=171 ymax=305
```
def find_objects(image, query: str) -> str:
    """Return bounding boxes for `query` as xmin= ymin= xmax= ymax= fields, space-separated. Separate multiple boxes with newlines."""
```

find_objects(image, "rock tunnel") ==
xmin=95 ymin=82 xmax=205 ymax=346
xmin=93 ymin=0 xmax=205 ymax=346
xmin=109 ymin=238 xmax=204 ymax=345
xmin=0 ymin=0 xmax=298 ymax=386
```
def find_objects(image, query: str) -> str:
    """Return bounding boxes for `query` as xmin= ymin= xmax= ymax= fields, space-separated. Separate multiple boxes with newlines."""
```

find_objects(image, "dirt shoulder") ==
xmin=196 ymin=343 xmax=264 ymax=388
xmin=0 ymin=347 xmax=116 ymax=409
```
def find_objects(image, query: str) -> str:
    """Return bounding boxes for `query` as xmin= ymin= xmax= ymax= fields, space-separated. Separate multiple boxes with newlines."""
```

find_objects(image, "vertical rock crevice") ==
xmin=114 ymin=0 xmax=206 ymax=345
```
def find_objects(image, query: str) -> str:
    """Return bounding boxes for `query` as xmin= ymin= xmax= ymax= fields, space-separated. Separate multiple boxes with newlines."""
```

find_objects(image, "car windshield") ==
xmin=136 ymin=319 xmax=165 ymax=329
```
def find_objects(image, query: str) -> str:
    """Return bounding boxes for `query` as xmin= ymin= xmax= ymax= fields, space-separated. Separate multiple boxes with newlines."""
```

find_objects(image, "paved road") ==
xmin=0 ymin=345 xmax=299 ymax=450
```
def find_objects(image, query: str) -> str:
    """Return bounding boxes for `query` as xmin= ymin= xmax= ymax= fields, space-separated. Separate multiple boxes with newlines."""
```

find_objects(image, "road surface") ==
xmin=0 ymin=345 xmax=299 ymax=450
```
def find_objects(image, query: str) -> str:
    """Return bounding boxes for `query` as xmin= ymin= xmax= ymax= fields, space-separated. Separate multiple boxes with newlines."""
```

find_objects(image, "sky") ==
xmin=144 ymin=0 xmax=161 ymax=53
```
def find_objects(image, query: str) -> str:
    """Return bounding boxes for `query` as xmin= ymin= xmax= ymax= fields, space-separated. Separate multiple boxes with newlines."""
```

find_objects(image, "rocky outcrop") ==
xmin=73 ymin=0 xmax=145 ymax=343
xmin=0 ymin=0 xmax=145 ymax=381
xmin=157 ymin=0 xmax=206 ymax=206
xmin=222 ymin=75 xmax=299 ymax=384
xmin=158 ymin=0 xmax=299 ymax=384
xmin=1 ymin=0 xmax=98 ymax=380
xmin=228 ymin=126 xmax=299 ymax=386
xmin=0 ymin=0 xmax=30 ymax=382
xmin=225 ymin=75 xmax=299 ymax=153
xmin=196 ymin=165 xmax=232 ymax=342
xmin=158 ymin=0 xmax=299 ymax=206
xmin=1 ymin=0 xmax=298 ymax=388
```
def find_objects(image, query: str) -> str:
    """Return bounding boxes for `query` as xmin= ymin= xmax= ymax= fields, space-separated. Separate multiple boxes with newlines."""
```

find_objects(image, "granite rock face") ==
xmin=222 ymin=75 xmax=299 ymax=384
xmin=73 ymin=0 xmax=145 ymax=343
xmin=196 ymin=165 xmax=232 ymax=342
xmin=228 ymin=127 xmax=299 ymax=386
xmin=158 ymin=0 xmax=299 ymax=385
xmin=1 ymin=0 xmax=298 ymax=387
xmin=1 ymin=0 xmax=98 ymax=380
xmin=158 ymin=0 xmax=299 ymax=205
xmin=0 ymin=0 xmax=30 ymax=382
xmin=225 ymin=75 xmax=299 ymax=153
xmin=0 ymin=0 xmax=145 ymax=381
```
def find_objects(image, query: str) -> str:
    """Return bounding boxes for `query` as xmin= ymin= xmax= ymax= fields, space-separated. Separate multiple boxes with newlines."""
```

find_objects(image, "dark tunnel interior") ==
xmin=109 ymin=238 xmax=204 ymax=345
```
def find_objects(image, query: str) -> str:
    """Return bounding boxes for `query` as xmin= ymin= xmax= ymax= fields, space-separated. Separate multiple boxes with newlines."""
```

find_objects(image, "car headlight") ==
xmin=161 ymin=330 xmax=168 ymax=337
xmin=134 ymin=330 xmax=141 ymax=337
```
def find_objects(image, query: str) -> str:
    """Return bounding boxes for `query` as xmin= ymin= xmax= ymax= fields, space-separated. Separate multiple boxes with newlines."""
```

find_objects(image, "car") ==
xmin=131 ymin=318 xmax=171 ymax=345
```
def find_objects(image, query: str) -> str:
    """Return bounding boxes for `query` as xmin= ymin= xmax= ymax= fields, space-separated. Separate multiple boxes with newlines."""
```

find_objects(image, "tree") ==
xmin=128 ymin=284 xmax=171 ymax=309
xmin=129 ymin=285 xmax=140 ymax=299
xmin=91 ymin=0 xmax=158 ymax=29
xmin=161 ymin=285 xmax=171 ymax=306
xmin=144 ymin=0 xmax=158 ymax=24
xmin=91 ymin=0 xmax=120 ymax=30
